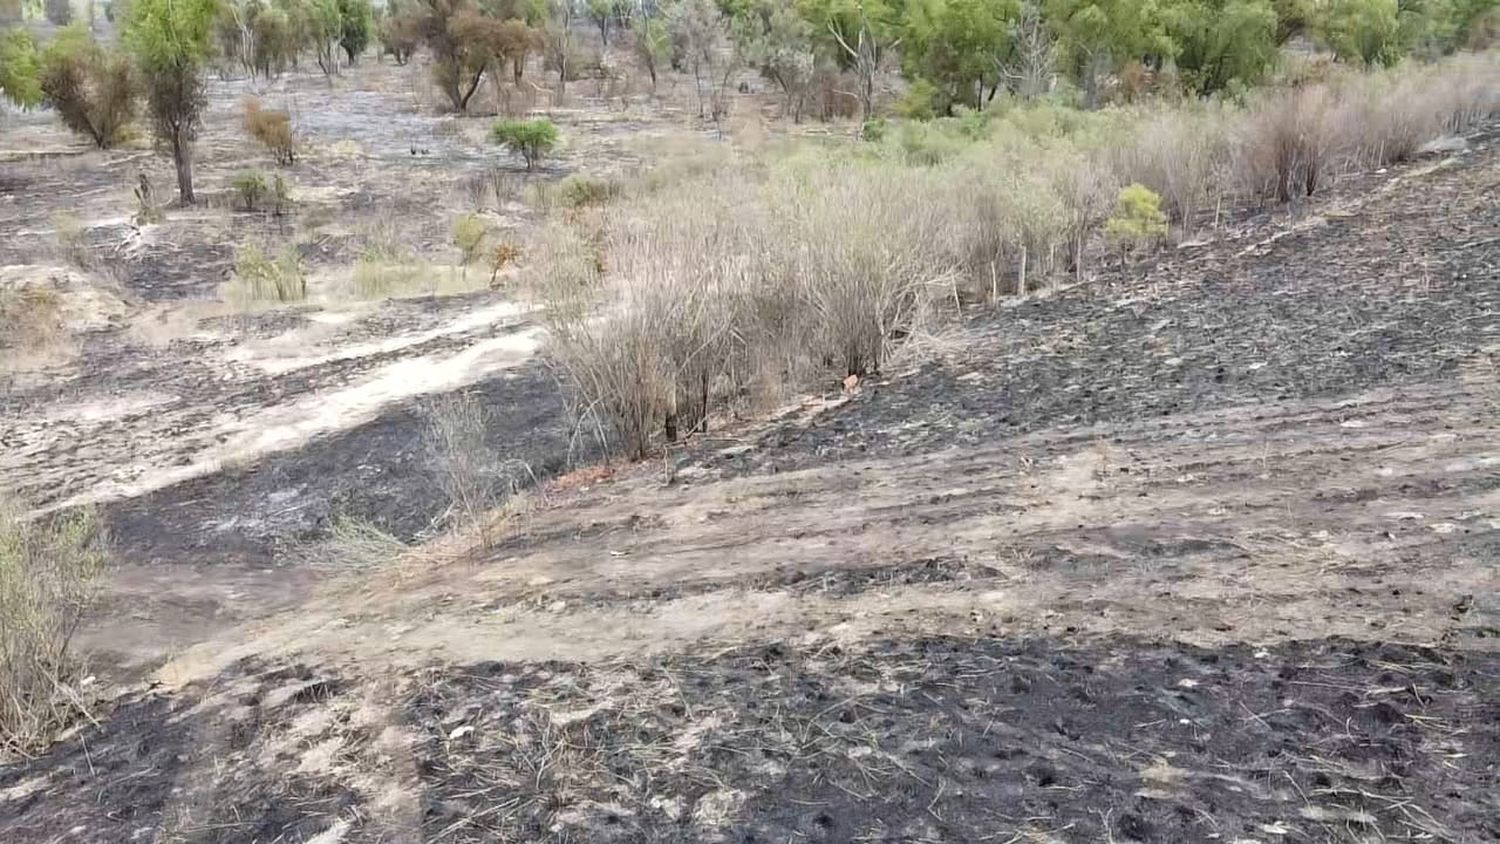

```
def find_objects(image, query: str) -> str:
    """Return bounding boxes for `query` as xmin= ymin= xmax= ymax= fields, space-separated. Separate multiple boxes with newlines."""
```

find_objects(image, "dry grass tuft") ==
xmin=226 ymin=242 xmax=306 ymax=306
xmin=0 ymin=497 xmax=109 ymax=758
xmin=424 ymin=393 xmax=536 ymax=540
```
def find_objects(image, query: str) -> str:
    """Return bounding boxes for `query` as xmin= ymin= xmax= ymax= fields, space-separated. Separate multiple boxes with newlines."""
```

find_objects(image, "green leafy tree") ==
xmin=1315 ymin=0 xmax=1403 ymax=65
xmin=739 ymin=0 xmax=819 ymax=120
xmin=416 ymin=0 xmax=502 ymax=112
xmin=338 ymin=0 xmax=374 ymax=63
xmin=633 ymin=12 xmax=671 ymax=89
xmin=901 ymin=0 xmax=1020 ymax=113
xmin=799 ymin=0 xmax=902 ymax=121
xmin=309 ymin=0 xmax=343 ymax=74
xmin=1162 ymin=0 xmax=1278 ymax=94
xmin=585 ymin=0 xmax=624 ymax=45
xmin=124 ymin=0 xmax=217 ymax=205
xmin=0 ymin=28 xmax=41 ymax=109
xmin=1270 ymin=0 xmax=1317 ymax=43
xmin=252 ymin=6 xmax=299 ymax=76
xmin=1395 ymin=0 xmax=1499 ymax=55
xmin=1045 ymin=0 xmax=1172 ymax=106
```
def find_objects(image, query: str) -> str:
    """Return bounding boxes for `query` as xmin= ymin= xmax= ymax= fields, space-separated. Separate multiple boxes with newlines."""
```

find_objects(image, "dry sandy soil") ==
xmin=2 ymin=60 xmax=1498 ymax=844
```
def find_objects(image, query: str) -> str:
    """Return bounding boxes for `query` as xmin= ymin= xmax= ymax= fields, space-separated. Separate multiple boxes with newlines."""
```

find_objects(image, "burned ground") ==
xmin=406 ymin=637 xmax=1500 ymax=843
xmin=5 ymin=637 xmax=1496 ymax=843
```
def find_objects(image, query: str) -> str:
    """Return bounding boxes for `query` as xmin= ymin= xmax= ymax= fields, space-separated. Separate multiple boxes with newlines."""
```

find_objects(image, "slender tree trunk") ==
xmin=172 ymin=135 xmax=195 ymax=205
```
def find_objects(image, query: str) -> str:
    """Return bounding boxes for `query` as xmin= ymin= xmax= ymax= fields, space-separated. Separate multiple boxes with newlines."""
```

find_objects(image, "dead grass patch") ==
xmin=0 ymin=496 xmax=109 ymax=758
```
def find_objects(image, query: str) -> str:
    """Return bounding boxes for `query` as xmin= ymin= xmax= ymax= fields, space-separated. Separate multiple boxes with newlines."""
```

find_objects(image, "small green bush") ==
xmin=0 ymin=29 xmax=43 ymax=109
xmin=861 ymin=118 xmax=888 ymax=143
xmin=559 ymin=174 xmax=619 ymax=207
xmin=490 ymin=119 xmax=558 ymax=171
xmin=1105 ymin=183 xmax=1169 ymax=248
xmin=452 ymin=213 xmax=487 ymax=266
xmin=231 ymin=242 xmax=305 ymax=303
xmin=232 ymin=171 xmax=268 ymax=211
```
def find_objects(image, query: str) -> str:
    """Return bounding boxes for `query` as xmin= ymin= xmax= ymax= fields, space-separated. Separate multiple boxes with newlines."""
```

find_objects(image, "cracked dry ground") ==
xmin=3 ymin=144 xmax=1498 ymax=842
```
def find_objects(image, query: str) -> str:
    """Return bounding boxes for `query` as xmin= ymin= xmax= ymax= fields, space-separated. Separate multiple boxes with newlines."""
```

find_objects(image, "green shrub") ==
xmin=231 ymin=242 xmax=305 ymax=303
xmin=490 ymin=119 xmax=558 ymax=171
xmin=452 ymin=213 xmax=487 ymax=266
xmin=231 ymin=171 xmax=268 ymax=211
xmin=559 ymin=174 xmax=619 ymax=207
xmin=861 ymin=118 xmax=888 ymax=142
xmin=1105 ymin=183 xmax=1169 ymax=247
xmin=0 ymin=29 xmax=42 ymax=109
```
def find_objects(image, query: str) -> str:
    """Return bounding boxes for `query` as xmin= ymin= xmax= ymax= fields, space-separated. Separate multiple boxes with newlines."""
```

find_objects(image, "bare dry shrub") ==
xmin=424 ymin=392 xmax=533 ymax=535
xmin=1109 ymin=106 xmax=1229 ymax=231
xmin=542 ymin=162 xmax=962 ymax=458
xmin=774 ymin=165 xmax=960 ymax=375
xmin=425 ymin=392 xmax=496 ymax=527
xmin=1335 ymin=55 xmax=1500 ymax=167
xmin=0 ymin=498 xmax=109 ymax=757
xmin=243 ymin=97 xmax=296 ymax=166
xmin=1233 ymin=84 xmax=1343 ymax=203
xmin=1230 ymin=55 xmax=1499 ymax=203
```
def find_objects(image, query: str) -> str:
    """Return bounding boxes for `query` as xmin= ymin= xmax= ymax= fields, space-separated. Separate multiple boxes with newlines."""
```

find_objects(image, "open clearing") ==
xmin=1 ymin=56 xmax=1497 ymax=840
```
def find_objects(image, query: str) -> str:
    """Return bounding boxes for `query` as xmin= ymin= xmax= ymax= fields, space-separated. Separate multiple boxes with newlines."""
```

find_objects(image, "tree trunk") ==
xmin=172 ymin=136 xmax=195 ymax=205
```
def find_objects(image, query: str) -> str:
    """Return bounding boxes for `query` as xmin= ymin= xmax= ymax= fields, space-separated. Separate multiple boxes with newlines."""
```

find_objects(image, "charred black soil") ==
xmin=5 ymin=636 xmax=1497 ymax=843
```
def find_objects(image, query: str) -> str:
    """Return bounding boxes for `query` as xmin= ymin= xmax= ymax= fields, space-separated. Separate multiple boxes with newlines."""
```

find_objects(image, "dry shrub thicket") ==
xmin=536 ymin=55 xmax=1499 ymax=460
xmin=0 ymin=498 xmax=109 ymax=757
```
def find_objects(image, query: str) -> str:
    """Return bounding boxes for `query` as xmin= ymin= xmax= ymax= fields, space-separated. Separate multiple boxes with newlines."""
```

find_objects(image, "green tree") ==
xmin=1162 ymin=0 xmax=1278 ymax=94
xmin=585 ymin=0 xmax=623 ymax=45
xmin=1315 ymin=0 xmax=1403 ymax=65
xmin=1396 ymin=0 xmax=1500 ymax=55
xmin=799 ymin=0 xmax=903 ymax=121
xmin=378 ymin=0 xmax=424 ymax=63
xmin=416 ymin=0 xmax=501 ymax=112
xmin=124 ymin=0 xmax=217 ymax=205
xmin=901 ymin=0 xmax=1020 ymax=113
xmin=338 ymin=0 xmax=374 ymax=63
xmin=309 ymin=0 xmax=343 ymax=74
xmin=739 ymin=0 xmax=819 ymax=120
xmin=39 ymin=25 xmax=138 ymax=147
xmin=0 ymin=28 xmax=41 ymax=109
xmin=1271 ymin=0 xmax=1317 ymax=43
xmin=633 ymin=12 xmax=671 ymax=89
xmin=1045 ymin=0 xmax=1172 ymax=106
